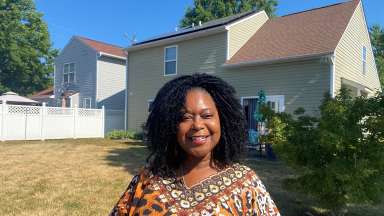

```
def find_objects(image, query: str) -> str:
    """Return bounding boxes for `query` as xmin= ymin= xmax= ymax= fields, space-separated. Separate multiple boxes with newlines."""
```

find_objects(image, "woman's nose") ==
xmin=192 ymin=116 xmax=204 ymax=130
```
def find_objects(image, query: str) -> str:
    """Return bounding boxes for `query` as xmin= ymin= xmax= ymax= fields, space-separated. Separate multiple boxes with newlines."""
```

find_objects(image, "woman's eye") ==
xmin=202 ymin=114 xmax=213 ymax=119
xmin=182 ymin=115 xmax=192 ymax=121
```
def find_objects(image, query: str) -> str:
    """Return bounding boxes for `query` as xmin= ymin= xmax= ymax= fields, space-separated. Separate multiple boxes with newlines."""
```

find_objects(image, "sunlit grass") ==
xmin=0 ymin=139 xmax=146 ymax=216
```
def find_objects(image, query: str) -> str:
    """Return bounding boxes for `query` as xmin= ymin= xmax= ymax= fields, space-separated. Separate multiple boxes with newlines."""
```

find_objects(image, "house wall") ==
xmin=127 ymin=33 xmax=227 ymax=130
xmin=334 ymin=2 xmax=381 ymax=95
xmin=127 ymin=30 xmax=330 ymax=130
xmin=227 ymin=11 xmax=269 ymax=59
xmin=54 ymin=38 xmax=97 ymax=107
xmin=221 ymin=59 xmax=330 ymax=115
xmin=96 ymin=56 xmax=126 ymax=109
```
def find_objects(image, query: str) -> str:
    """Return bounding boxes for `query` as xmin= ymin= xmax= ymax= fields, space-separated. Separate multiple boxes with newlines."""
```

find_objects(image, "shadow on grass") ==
xmin=105 ymin=142 xmax=149 ymax=174
xmin=244 ymin=158 xmax=316 ymax=216
xmin=245 ymin=157 xmax=384 ymax=216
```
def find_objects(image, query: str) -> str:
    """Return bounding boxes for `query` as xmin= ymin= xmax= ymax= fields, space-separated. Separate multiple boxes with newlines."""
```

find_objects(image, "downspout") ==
xmin=124 ymin=50 xmax=128 ymax=131
xmin=95 ymin=53 xmax=100 ymax=108
xmin=329 ymin=53 xmax=336 ymax=98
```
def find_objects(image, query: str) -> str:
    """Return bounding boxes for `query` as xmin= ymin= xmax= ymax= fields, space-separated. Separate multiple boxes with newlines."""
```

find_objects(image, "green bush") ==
xmin=268 ymin=89 xmax=384 ymax=215
xmin=106 ymin=130 xmax=143 ymax=140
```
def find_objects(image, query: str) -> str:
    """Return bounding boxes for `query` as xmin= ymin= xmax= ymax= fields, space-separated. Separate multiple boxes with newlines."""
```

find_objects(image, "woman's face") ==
xmin=177 ymin=88 xmax=221 ymax=160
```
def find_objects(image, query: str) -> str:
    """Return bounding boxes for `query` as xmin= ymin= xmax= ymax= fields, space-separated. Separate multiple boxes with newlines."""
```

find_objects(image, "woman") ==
xmin=110 ymin=74 xmax=280 ymax=216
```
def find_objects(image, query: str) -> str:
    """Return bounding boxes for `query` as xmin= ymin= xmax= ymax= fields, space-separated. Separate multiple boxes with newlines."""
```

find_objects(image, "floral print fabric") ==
xmin=110 ymin=164 xmax=280 ymax=216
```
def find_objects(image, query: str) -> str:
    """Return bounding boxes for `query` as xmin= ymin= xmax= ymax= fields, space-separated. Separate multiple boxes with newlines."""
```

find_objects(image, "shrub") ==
xmin=106 ymin=130 xmax=143 ymax=140
xmin=271 ymin=89 xmax=384 ymax=215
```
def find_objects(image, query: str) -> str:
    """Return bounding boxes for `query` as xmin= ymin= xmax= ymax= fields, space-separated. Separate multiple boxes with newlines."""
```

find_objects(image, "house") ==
xmin=125 ymin=0 xmax=381 ymax=131
xmin=54 ymin=36 xmax=126 ymax=110
xmin=29 ymin=87 xmax=55 ymax=106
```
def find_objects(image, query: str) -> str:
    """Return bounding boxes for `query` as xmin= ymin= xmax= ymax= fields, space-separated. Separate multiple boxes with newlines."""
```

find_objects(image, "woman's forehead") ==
xmin=182 ymin=89 xmax=217 ymax=112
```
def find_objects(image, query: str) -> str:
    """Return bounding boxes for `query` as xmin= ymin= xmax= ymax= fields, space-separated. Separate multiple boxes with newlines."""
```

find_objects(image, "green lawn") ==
xmin=0 ymin=139 xmax=382 ymax=216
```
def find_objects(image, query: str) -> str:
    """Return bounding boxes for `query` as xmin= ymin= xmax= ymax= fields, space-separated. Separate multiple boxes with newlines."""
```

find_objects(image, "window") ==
xmin=63 ymin=63 xmax=75 ymax=83
xmin=241 ymin=95 xmax=285 ymax=131
xmin=164 ymin=46 xmax=177 ymax=75
xmin=362 ymin=46 xmax=367 ymax=75
xmin=267 ymin=101 xmax=277 ymax=112
xmin=148 ymin=99 xmax=154 ymax=112
xmin=83 ymin=97 xmax=92 ymax=108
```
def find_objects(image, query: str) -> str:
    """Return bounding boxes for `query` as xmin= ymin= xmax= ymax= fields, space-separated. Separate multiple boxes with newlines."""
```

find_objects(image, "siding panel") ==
xmin=228 ymin=11 xmax=269 ymax=59
xmin=97 ymin=56 xmax=126 ymax=109
xmin=220 ymin=59 xmax=330 ymax=115
xmin=334 ymin=2 xmax=381 ymax=95
xmin=54 ymin=39 xmax=97 ymax=107
xmin=127 ymin=33 xmax=227 ymax=130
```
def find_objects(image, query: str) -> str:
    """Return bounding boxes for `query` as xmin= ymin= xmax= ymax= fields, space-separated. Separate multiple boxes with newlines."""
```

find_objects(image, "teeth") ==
xmin=192 ymin=136 xmax=207 ymax=141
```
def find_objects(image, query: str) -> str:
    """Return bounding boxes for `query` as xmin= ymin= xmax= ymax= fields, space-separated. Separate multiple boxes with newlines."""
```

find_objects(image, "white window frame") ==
xmin=63 ymin=62 xmax=75 ymax=83
xmin=164 ymin=45 xmax=177 ymax=76
xmin=240 ymin=95 xmax=285 ymax=113
xmin=362 ymin=46 xmax=367 ymax=75
xmin=147 ymin=99 xmax=154 ymax=112
xmin=83 ymin=97 xmax=92 ymax=108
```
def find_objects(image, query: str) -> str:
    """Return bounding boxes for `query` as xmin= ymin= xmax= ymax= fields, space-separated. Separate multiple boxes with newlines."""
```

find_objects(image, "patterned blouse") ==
xmin=110 ymin=164 xmax=280 ymax=216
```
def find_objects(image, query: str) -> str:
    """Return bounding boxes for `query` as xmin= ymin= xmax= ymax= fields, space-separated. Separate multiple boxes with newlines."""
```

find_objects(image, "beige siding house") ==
xmin=125 ymin=0 xmax=381 ymax=131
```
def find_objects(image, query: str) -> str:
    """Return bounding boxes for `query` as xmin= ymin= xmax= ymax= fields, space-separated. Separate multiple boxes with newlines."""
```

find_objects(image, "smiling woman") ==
xmin=110 ymin=74 xmax=280 ymax=216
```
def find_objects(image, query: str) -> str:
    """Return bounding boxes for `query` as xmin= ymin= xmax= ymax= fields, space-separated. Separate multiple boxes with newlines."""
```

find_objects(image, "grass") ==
xmin=0 ymin=139 xmax=382 ymax=216
xmin=0 ymin=139 xmax=146 ymax=216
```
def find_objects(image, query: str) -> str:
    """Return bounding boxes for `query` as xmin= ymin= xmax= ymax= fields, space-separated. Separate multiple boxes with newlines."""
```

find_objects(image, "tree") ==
xmin=180 ymin=0 xmax=278 ymax=27
xmin=0 ymin=0 xmax=58 ymax=96
xmin=270 ymin=89 xmax=384 ymax=215
xmin=369 ymin=24 xmax=384 ymax=89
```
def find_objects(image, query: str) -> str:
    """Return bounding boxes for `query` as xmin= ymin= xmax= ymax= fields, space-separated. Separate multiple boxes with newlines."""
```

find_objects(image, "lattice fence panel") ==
xmin=78 ymin=108 xmax=101 ymax=117
xmin=8 ymin=105 xmax=41 ymax=115
xmin=47 ymin=107 xmax=73 ymax=115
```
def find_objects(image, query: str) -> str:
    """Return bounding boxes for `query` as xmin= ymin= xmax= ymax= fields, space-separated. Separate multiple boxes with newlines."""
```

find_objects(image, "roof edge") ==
xmin=127 ymin=26 xmax=226 ymax=51
xmin=223 ymin=52 xmax=333 ymax=68
xmin=98 ymin=52 xmax=127 ymax=60
xmin=131 ymin=9 xmax=261 ymax=47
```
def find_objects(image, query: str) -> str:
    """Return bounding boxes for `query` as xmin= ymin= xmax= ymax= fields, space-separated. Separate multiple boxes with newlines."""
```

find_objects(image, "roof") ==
xmin=75 ymin=36 xmax=126 ymax=58
xmin=226 ymin=0 xmax=360 ymax=65
xmin=29 ymin=87 xmax=54 ymax=99
xmin=133 ymin=10 xmax=259 ymax=46
xmin=0 ymin=92 xmax=39 ymax=104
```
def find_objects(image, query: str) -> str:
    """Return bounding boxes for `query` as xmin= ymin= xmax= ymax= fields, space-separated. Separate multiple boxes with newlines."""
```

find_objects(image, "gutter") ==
xmin=124 ymin=50 xmax=128 ymax=131
xmin=330 ymin=53 xmax=336 ymax=98
xmin=98 ymin=52 xmax=126 ymax=60
xmin=222 ymin=52 xmax=333 ymax=68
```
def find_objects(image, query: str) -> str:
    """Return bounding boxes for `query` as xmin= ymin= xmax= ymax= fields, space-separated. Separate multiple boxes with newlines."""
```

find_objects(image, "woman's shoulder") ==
xmin=230 ymin=163 xmax=267 ymax=188
xmin=230 ymin=163 xmax=257 ymax=177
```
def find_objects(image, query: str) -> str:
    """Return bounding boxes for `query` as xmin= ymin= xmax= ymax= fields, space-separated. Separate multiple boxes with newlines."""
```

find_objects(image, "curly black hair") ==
xmin=144 ymin=73 xmax=247 ymax=175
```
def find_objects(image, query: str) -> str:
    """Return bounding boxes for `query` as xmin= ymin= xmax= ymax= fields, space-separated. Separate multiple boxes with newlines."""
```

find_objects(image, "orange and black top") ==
xmin=110 ymin=164 xmax=280 ymax=216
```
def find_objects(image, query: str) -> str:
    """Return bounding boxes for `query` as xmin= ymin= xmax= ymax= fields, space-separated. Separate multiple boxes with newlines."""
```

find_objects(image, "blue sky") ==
xmin=34 ymin=0 xmax=383 ymax=50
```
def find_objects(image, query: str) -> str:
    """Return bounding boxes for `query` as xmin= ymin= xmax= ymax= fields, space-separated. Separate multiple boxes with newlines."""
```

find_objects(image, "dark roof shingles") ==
xmin=227 ymin=0 xmax=360 ymax=65
xmin=134 ymin=10 xmax=258 ymax=45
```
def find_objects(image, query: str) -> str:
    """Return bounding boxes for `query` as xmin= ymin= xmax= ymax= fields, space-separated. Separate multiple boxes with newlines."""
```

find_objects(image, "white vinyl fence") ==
xmin=0 ymin=102 xmax=105 ymax=141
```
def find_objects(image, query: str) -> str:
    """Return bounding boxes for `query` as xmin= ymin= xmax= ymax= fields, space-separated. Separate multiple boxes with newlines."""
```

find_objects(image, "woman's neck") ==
xmin=182 ymin=154 xmax=214 ymax=171
xmin=181 ymin=154 xmax=219 ymax=188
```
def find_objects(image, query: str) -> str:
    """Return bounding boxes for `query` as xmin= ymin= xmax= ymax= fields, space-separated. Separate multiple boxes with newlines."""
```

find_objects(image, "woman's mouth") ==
xmin=189 ymin=136 xmax=209 ymax=145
